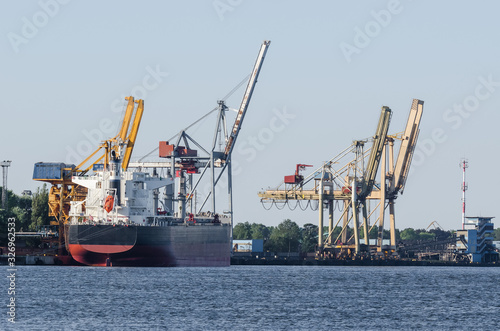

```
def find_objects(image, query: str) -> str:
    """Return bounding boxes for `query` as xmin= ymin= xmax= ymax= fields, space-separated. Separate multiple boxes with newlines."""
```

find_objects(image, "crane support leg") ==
xmin=389 ymin=200 xmax=396 ymax=249
xmin=318 ymin=182 xmax=324 ymax=250
xmin=377 ymin=144 xmax=387 ymax=252
xmin=58 ymin=185 xmax=65 ymax=256
xmin=328 ymin=200 xmax=333 ymax=245
xmin=227 ymin=159 xmax=234 ymax=252
xmin=352 ymin=181 xmax=360 ymax=254
xmin=342 ymin=200 xmax=349 ymax=244
xmin=362 ymin=202 xmax=370 ymax=256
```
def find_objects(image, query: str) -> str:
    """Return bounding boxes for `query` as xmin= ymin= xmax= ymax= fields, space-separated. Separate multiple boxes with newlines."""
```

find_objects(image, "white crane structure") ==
xmin=130 ymin=40 xmax=271 ymax=234
xmin=258 ymin=99 xmax=424 ymax=258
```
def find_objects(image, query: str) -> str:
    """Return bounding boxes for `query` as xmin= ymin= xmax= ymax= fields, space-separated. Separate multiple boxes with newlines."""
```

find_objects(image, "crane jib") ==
xmin=224 ymin=40 xmax=271 ymax=158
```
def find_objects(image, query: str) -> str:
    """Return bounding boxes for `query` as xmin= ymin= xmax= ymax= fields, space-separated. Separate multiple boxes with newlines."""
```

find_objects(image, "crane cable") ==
xmin=138 ymin=74 xmax=250 ymax=162
xmin=288 ymin=200 xmax=298 ymax=211
xmin=261 ymin=199 xmax=273 ymax=211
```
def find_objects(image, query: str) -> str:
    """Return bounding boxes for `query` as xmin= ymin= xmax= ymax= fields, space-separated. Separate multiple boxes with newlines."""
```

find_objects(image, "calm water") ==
xmin=2 ymin=265 xmax=500 ymax=330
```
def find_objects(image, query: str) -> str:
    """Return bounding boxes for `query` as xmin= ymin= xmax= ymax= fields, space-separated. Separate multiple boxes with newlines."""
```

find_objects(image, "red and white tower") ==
xmin=460 ymin=159 xmax=468 ymax=230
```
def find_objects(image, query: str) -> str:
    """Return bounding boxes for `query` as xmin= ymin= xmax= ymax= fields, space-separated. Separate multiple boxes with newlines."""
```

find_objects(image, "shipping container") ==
xmin=232 ymin=239 xmax=264 ymax=253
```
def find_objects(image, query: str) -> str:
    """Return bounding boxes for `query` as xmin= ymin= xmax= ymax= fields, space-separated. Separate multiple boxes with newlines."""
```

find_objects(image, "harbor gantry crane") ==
xmin=258 ymin=99 xmax=423 ymax=259
xmin=129 ymin=40 xmax=271 ymax=236
xmin=33 ymin=96 xmax=144 ymax=254
xmin=377 ymin=99 xmax=423 ymax=253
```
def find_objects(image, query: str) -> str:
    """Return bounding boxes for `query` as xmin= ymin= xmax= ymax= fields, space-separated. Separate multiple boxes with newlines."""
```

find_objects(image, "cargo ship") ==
xmin=32 ymin=41 xmax=271 ymax=267
xmin=67 ymin=155 xmax=231 ymax=267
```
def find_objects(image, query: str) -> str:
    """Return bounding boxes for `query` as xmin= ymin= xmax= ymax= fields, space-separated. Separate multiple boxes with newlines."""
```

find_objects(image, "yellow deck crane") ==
xmin=33 ymin=96 xmax=144 ymax=255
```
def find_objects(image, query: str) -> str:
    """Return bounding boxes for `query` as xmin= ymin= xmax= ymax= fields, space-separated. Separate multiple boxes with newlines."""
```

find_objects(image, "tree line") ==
xmin=1 ymin=185 xmax=499 ymax=251
xmin=234 ymin=220 xmax=500 ymax=254
xmin=0 ymin=184 xmax=53 ymax=246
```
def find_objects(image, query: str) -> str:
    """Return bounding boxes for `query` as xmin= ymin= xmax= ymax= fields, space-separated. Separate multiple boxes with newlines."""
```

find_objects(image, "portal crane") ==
xmin=258 ymin=99 xmax=423 ymax=259
xmin=258 ymin=105 xmax=392 ymax=256
xmin=377 ymin=99 xmax=423 ymax=252
xmin=148 ymin=41 xmax=271 ymax=229
xmin=351 ymin=106 xmax=392 ymax=255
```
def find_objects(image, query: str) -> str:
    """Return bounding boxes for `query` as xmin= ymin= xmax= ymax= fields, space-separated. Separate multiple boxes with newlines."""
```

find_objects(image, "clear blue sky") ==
xmin=1 ymin=1 xmax=499 ymax=231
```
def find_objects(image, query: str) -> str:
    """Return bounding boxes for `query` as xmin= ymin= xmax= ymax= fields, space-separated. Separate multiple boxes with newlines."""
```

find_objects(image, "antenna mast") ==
xmin=460 ymin=158 xmax=468 ymax=230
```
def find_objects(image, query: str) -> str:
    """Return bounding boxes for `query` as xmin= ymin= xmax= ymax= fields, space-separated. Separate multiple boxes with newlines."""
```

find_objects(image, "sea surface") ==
xmin=2 ymin=265 xmax=500 ymax=330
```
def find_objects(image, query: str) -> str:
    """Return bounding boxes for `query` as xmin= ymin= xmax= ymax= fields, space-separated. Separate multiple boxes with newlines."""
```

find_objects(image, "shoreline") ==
xmin=1 ymin=254 xmax=499 ymax=267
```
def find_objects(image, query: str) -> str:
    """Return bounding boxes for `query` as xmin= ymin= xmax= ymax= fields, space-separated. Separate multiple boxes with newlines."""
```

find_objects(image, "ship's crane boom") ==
xmin=32 ymin=96 xmax=143 ymax=254
xmin=390 ymin=99 xmax=423 ymax=195
xmin=33 ymin=96 xmax=144 ymax=223
xmin=121 ymin=98 xmax=144 ymax=171
xmin=118 ymin=96 xmax=136 ymax=142
xmin=74 ymin=96 xmax=144 ymax=173
xmin=360 ymin=106 xmax=392 ymax=199
xmin=223 ymin=40 xmax=271 ymax=159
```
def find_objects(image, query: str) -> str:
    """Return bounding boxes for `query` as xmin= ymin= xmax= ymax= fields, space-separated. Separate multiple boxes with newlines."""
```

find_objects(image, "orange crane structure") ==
xmin=258 ymin=99 xmax=424 ymax=258
xmin=33 ymin=96 xmax=144 ymax=254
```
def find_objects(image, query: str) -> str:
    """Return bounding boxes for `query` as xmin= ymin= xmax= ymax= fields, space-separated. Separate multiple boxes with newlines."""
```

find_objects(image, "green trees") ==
xmin=267 ymin=219 xmax=301 ymax=253
xmin=399 ymin=228 xmax=447 ymax=241
xmin=30 ymin=184 xmax=50 ymax=231
xmin=400 ymin=228 xmax=418 ymax=241
xmin=301 ymin=223 xmax=318 ymax=253
xmin=233 ymin=221 xmax=252 ymax=240
xmin=232 ymin=219 xmax=459 ymax=254
xmin=233 ymin=222 xmax=273 ymax=241
xmin=493 ymin=228 xmax=500 ymax=241
xmin=251 ymin=223 xmax=271 ymax=241
xmin=0 ymin=184 xmax=53 ymax=245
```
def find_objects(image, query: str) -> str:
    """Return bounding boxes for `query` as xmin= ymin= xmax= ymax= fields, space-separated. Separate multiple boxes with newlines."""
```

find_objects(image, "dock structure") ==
xmin=258 ymin=99 xmax=424 ymax=259
xmin=456 ymin=217 xmax=498 ymax=263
